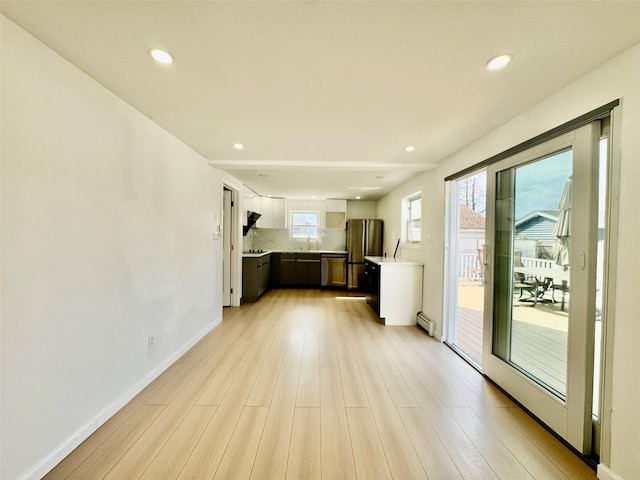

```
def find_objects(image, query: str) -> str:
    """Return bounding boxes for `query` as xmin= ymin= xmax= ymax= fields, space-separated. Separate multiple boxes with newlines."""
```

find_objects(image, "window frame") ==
xmin=289 ymin=210 xmax=320 ymax=240
xmin=402 ymin=190 xmax=422 ymax=247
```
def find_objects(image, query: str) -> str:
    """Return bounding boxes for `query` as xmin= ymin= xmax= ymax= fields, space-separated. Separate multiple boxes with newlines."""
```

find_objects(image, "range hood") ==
xmin=243 ymin=211 xmax=262 ymax=236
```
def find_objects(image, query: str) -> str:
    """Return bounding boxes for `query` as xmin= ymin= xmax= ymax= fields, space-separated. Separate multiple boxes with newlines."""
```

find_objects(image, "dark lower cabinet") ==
xmin=258 ymin=256 xmax=271 ymax=296
xmin=242 ymin=254 xmax=271 ymax=303
xmin=247 ymin=252 xmax=337 ymax=299
xmin=270 ymin=253 xmax=281 ymax=285
xmin=280 ymin=253 xmax=296 ymax=285
xmin=309 ymin=260 xmax=322 ymax=285
xmin=295 ymin=253 xmax=321 ymax=286
xmin=365 ymin=259 xmax=381 ymax=317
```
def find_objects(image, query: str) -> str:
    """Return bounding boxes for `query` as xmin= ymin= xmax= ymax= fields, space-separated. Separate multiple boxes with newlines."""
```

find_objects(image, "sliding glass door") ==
xmin=444 ymin=170 xmax=486 ymax=368
xmin=484 ymin=122 xmax=600 ymax=453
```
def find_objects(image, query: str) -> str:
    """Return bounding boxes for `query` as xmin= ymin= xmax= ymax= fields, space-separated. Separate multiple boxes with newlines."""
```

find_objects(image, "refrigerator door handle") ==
xmin=362 ymin=226 xmax=367 ymax=257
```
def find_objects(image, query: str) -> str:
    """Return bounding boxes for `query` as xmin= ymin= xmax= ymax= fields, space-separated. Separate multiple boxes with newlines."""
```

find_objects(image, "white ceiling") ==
xmin=3 ymin=1 xmax=640 ymax=200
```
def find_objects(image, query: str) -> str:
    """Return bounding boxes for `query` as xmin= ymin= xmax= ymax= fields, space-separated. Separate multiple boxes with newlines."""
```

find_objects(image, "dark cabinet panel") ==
xmin=309 ymin=260 xmax=321 ymax=285
xmin=242 ymin=257 xmax=258 ymax=303
xmin=270 ymin=253 xmax=281 ymax=285
xmin=295 ymin=253 xmax=321 ymax=286
xmin=242 ymin=254 xmax=271 ymax=303
xmin=281 ymin=253 xmax=296 ymax=285
xmin=365 ymin=260 xmax=381 ymax=317
xmin=295 ymin=261 xmax=308 ymax=284
xmin=258 ymin=256 xmax=271 ymax=297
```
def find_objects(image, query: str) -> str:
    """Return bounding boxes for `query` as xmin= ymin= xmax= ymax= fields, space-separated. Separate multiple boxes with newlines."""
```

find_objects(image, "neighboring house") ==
xmin=459 ymin=205 xmax=485 ymax=279
xmin=459 ymin=204 xmax=485 ymax=249
xmin=515 ymin=210 xmax=559 ymax=259
xmin=515 ymin=210 xmax=604 ymax=259
xmin=515 ymin=209 xmax=560 ymax=240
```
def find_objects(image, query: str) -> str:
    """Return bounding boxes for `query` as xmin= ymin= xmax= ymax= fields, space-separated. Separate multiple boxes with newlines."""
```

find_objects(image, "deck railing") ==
xmin=459 ymin=254 xmax=555 ymax=280
xmin=460 ymin=253 xmax=482 ymax=280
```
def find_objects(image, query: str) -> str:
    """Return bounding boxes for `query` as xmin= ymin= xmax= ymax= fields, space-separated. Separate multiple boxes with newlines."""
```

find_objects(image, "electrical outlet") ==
xmin=148 ymin=335 xmax=154 ymax=350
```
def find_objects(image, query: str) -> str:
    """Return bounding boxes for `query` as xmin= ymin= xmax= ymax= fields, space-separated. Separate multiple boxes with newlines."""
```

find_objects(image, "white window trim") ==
xmin=401 ymin=190 xmax=422 ymax=247
xmin=290 ymin=210 xmax=320 ymax=240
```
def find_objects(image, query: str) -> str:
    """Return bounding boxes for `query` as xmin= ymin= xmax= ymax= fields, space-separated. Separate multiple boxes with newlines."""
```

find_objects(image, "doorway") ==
xmin=223 ymin=186 xmax=236 ymax=307
xmin=444 ymin=170 xmax=487 ymax=369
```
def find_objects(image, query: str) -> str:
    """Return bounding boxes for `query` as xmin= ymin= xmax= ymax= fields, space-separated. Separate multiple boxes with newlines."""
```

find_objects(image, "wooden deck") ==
xmin=455 ymin=281 xmax=570 ymax=395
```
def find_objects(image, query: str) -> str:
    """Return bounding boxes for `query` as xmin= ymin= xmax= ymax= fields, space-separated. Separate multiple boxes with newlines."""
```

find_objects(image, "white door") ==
xmin=483 ymin=122 xmax=600 ymax=453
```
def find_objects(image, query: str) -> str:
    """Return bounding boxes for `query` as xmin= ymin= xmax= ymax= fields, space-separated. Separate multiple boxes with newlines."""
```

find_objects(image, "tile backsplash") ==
xmin=244 ymin=227 xmax=346 ymax=252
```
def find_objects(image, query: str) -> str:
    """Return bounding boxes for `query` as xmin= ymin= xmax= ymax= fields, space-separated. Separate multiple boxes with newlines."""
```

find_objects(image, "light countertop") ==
xmin=243 ymin=249 xmax=347 ymax=258
xmin=364 ymin=256 xmax=424 ymax=266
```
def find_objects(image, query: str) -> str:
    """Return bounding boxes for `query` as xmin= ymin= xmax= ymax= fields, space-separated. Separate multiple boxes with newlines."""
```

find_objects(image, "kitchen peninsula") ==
xmin=364 ymin=256 xmax=424 ymax=325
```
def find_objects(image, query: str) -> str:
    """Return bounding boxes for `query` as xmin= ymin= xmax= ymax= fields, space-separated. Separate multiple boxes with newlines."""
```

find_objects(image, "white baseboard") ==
xmin=18 ymin=316 xmax=222 ymax=480
xmin=598 ymin=463 xmax=626 ymax=480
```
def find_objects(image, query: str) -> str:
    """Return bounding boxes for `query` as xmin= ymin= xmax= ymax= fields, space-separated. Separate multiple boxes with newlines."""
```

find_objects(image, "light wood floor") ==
xmin=44 ymin=288 xmax=596 ymax=480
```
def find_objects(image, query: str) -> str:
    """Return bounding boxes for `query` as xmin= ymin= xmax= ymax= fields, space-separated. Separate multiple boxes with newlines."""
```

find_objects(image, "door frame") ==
xmin=222 ymin=182 xmax=241 ymax=307
xmin=443 ymin=169 xmax=487 ymax=368
xmin=482 ymin=123 xmax=600 ymax=453
xmin=597 ymin=108 xmax=621 ymax=467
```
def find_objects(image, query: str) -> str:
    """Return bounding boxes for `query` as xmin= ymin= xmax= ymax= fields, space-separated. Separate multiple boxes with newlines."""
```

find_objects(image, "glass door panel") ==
xmin=494 ymin=150 xmax=572 ymax=397
xmin=444 ymin=171 xmax=486 ymax=368
xmin=484 ymin=122 xmax=600 ymax=454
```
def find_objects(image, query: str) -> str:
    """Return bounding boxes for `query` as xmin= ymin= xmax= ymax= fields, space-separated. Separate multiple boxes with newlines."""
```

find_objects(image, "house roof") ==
xmin=515 ymin=210 xmax=559 ymax=227
xmin=460 ymin=205 xmax=486 ymax=230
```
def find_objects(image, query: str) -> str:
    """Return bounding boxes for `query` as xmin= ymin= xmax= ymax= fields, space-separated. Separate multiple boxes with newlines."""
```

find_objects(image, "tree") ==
xmin=458 ymin=171 xmax=487 ymax=215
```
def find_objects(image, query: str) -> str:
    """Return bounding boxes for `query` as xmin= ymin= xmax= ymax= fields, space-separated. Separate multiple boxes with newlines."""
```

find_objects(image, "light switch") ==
xmin=425 ymin=234 xmax=432 ymax=243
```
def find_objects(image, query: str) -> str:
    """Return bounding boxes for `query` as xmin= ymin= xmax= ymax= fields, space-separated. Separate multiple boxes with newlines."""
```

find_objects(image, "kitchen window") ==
xmin=402 ymin=191 xmax=422 ymax=244
xmin=290 ymin=211 xmax=319 ymax=240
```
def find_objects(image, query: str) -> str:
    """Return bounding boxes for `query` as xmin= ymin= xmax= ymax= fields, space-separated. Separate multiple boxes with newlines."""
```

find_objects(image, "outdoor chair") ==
xmin=513 ymin=251 xmax=546 ymax=305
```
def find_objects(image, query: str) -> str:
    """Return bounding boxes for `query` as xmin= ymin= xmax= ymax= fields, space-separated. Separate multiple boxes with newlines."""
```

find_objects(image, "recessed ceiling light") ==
xmin=149 ymin=48 xmax=174 ymax=65
xmin=486 ymin=53 xmax=513 ymax=71
xmin=233 ymin=143 xmax=244 ymax=150
xmin=355 ymin=196 xmax=361 ymax=200
xmin=376 ymin=176 xmax=384 ymax=179
xmin=258 ymin=173 xmax=268 ymax=178
xmin=403 ymin=146 xmax=416 ymax=152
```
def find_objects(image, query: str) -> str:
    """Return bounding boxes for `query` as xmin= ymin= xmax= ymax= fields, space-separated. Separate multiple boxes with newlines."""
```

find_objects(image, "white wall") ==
xmin=376 ymin=42 xmax=640 ymax=479
xmin=346 ymin=199 xmax=376 ymax=219
xmin=376 ymin=171 xmax=442 ymax=315
xmin=1 ymin=18 xmax=230 ymax=479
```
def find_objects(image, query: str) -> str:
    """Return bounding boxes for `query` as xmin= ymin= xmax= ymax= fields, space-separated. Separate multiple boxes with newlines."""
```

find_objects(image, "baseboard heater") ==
xmin=416 ymin=311 xmax=435 ymax=336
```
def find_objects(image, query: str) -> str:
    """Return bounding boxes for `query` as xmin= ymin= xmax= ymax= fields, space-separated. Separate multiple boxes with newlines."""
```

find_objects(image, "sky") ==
xmin=514 ymin=150 xmax=572 ymax=219
xmin=461 ymin=139 xmax=607 ymax=223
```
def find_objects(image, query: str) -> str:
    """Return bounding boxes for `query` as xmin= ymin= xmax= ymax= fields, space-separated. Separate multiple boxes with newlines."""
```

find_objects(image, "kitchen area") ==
xmin=240 ymin=186 xmax=423 ymax=326
xmin=241 ymin=188 xmax=362 ymax=302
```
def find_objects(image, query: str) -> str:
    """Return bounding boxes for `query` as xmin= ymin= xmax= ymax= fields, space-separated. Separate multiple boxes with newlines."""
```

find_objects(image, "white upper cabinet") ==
xmin=257 ymin=197 xmax=286 ymax=229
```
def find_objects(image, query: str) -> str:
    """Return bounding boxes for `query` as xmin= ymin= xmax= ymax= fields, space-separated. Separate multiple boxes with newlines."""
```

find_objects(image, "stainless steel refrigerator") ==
xmin=346 ymin=219 xmax=383 ymax=289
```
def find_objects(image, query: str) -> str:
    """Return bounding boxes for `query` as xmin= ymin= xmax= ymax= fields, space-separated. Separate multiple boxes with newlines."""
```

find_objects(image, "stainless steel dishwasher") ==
xmin=321 ymin=254 xmax=347 ymax=287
